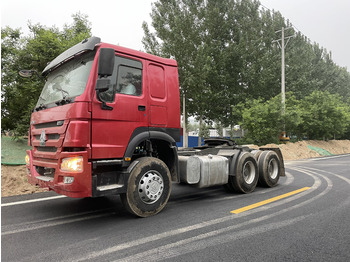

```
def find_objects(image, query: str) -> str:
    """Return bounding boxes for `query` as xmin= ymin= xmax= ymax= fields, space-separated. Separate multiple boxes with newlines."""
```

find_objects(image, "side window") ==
xmin=99 ymin=56 xmax=142 ymax=102
xmin=116 ymin=66 xmax=142 ymax=96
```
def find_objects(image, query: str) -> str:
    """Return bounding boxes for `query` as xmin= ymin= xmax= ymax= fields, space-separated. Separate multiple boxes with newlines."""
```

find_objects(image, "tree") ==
xmin=1 ymin=27 xmax=23 ymax=131
xmin=240 ymin=93 xmax=301 ymax=145
xmin=1 ymin=13 xmax=92 ymax=135
xmin=284 ymin=33 xmax=350 ymax=102
xmin=298 ymin=91 xmax=350 ymax=140
xmin=240 ymin=91 xmax=350 ymax=144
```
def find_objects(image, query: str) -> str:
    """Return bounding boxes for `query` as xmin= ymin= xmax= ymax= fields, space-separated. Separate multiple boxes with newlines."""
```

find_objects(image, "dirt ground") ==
xmin=262 ymin=139 xmax=350 ymax=160
xmin=1 ymin=165 xmax=48 ymax=197
xmin=2 ymin=140 xmax=350 ymax=197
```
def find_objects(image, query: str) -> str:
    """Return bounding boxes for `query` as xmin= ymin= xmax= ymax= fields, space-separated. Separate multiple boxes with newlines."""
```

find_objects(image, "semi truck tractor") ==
xmin=23 ymin=37 xmax=285 ymax=217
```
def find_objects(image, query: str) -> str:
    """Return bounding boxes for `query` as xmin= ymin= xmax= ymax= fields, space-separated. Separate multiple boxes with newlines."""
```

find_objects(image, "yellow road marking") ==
xmin=230 ymin=187 xmax=310 ymax=214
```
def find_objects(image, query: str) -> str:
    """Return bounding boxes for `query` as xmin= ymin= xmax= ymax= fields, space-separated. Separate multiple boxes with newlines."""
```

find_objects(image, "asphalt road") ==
xmin=2 ymin=155 xmax=350 ymax=262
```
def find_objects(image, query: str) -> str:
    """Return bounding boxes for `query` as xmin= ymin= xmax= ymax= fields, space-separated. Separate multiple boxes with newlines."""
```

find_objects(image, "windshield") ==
xmin=36 ymin=51 xmax=95 ymax=109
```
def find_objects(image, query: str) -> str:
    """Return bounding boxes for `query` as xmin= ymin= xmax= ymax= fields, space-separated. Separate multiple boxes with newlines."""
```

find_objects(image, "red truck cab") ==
xmin=26 ymin=37 xmax=181 ymax=203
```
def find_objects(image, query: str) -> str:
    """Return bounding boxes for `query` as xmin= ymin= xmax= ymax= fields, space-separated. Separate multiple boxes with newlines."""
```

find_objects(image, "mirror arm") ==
xmin=96 ymin=90 xmax=113 ymax=111
xmin=95 ymin=77 xmax=113 ymax=110
xmin=101 ymin=102 xmax=114 ymax=111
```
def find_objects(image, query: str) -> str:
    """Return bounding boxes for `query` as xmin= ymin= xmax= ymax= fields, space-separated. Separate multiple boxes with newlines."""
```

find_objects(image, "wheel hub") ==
xmin=268 ymin=158 xmax=278 ymax=179
xmin=243 ymin=161 xmax=255 ymax=184
xmin=138 ymin=171 xmax=164 ymax=204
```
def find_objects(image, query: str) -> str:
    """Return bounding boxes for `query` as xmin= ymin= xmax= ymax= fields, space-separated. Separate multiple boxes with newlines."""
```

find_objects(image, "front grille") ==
xmin=31 ymin=119 xmax=68 ymax=159
xmin=37 ymin=146 xmax=57 ymax=153
xmin=31 ymin=121 xmax=67 ymax=157
xmin=63 ymin=147 xmax=86 ymax=152
xmin=34 ymin=120 xmax=64 ymax=129
xmin=35 ymin=134 xmax=60 ymax=140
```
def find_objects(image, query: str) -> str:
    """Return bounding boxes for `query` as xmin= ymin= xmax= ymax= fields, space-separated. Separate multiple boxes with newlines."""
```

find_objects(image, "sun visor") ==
xmin=42 ymin=36 xmax=101 ymax=75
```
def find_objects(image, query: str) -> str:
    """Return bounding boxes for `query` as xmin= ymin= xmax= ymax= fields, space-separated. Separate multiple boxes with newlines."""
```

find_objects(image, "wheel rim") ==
xmin=242 ymin=161 xmax=256 ymax=184
xmin=138 ymin=170 xmax=164 ymax=204
xmin=268 ymin=158 xmax=278 ymax=179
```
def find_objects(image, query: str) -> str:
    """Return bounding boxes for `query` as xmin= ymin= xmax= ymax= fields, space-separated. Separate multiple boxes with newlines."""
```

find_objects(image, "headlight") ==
xmin=61 ymin=156 xmax=83 ymax=172
xmin=25 ymin=154 xmax=30 ymax=165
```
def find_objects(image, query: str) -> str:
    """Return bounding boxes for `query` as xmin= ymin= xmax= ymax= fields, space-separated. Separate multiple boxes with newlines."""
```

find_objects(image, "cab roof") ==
xmin=42 ymin=36 xmax=177 ymax=75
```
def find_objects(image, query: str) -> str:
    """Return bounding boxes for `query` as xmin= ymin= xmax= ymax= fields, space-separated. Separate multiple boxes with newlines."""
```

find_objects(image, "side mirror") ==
xmin=19 ymin=70 xmax=34 ymax=78
xmin=95 ymin=79 xmax=110 ymax=92
xmin=19 ymin=70 xmax=42 ymax=79
xmin=97 ymin=48 xmax=115 ymax=77
xmin=96 ymin=48 xmax=115 ymax=93
xmin=95 ymin=48 xmax=115 ymax=111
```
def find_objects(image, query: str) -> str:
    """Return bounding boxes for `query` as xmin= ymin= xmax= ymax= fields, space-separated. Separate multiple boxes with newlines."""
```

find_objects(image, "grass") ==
xmin=1 ymin=136 xmax=31 ymax=165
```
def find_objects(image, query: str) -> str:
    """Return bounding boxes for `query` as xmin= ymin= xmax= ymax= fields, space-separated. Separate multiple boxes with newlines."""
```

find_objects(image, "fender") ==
xmin=149 ymin=130 xmax=176 ymax=145
xmin=149 ymin=127 xmax=181 ymax=142
xmin=123 ymin=127 xmax=180 ymax=182
xmin=228 ymin=147 xmax=251 ymax=177
xmin=229 ymin=149 xmax=244 ymax=177
xmin=150 ymin=130 xmax=180 ymax=182
xmin=123 ymin=127 xmax=150 ymax=167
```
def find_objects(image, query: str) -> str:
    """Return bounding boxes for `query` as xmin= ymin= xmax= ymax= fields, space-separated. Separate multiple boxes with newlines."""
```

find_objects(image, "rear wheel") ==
xmin=226 ymin=152 xmax=258 ymax=194
xmin=258 ymin=151 xmax=281 ymax=187
xmin=120 ymin=157 xmax=171 ymax=217
xmin=251 ymin=149 xmax=263 ymax=160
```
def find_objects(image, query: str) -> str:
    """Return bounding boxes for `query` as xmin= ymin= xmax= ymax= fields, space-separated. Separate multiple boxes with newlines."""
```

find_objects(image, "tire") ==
xmin=120 ymin=157 xmax=171 ymax=217
xmin=258 ymin=151 xmax=281 ymax=187
xmin=251 ymin=149 xmax=263 ymax=161
xmin=226 ymin=152 xmax=258 ymax=194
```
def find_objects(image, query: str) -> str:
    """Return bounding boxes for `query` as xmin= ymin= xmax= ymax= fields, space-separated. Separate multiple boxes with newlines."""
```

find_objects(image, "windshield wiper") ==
xmin=59 ymin=88 xmax=70 ymax=98
xmin=35 ymin=103 xmax=47 ymax=111
xmin=55 ymin=97 xmax=72 ymax=106
xmin=54 ymin=88 xmax=72 ymax=106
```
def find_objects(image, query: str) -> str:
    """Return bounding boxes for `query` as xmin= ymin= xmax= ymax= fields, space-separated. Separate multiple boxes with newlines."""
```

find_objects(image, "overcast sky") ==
xmin=1 ymin=0 xmax=349 ymax=71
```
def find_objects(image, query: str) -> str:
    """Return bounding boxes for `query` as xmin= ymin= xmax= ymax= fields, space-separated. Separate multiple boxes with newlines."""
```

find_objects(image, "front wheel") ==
xmin=120 ymin=157 xmax=171 ymax=217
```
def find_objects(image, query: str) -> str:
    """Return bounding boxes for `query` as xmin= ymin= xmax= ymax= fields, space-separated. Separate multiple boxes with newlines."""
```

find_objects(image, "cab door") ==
xmin=91 ymin=54 xmax=148 ymax=159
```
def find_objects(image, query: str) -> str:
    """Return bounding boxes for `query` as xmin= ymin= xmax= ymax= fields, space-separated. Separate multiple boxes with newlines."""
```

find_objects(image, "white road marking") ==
xmin=310 ymin=154 xmax=350 ymax=161
xmin=1 ymin=195 xmax=67 ymax=207
xmin=114 ymin=215 xmax=309 ymax=262
xmin=301 ymin=166 xmax=350 ymax=184
xmin=2 ymin=213 xmax=111 ymax=236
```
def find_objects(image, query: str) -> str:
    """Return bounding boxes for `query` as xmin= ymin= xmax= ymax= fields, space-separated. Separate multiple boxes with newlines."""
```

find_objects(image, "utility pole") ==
xmin=273 ymin=27 xmax=294 ymax=141
xmin=182 ymin=93 xmax=188 ymax=148
xmin=281 ymin=27 xmax=286 ymax=118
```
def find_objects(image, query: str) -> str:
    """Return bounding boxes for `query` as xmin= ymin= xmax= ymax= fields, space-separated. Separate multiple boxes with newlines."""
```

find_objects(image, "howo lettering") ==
xmin=24 ymin=37 xmax=285 ymax=217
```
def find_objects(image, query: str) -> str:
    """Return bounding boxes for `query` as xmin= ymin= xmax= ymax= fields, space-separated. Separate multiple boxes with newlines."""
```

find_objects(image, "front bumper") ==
xmin=26 ymin=150 xmax=92 ymax=198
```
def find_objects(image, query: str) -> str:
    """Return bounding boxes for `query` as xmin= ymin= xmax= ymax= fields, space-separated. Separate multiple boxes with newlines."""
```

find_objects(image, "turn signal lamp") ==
xmin=61 ymin=156 xmax=83 ymax=172
xmin=25 ymin=154 xmax=30 ymax=165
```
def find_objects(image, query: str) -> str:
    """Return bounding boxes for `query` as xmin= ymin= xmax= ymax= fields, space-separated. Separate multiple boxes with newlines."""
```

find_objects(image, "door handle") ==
xmin=138 ymin=105 xmax=146 ymax=111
